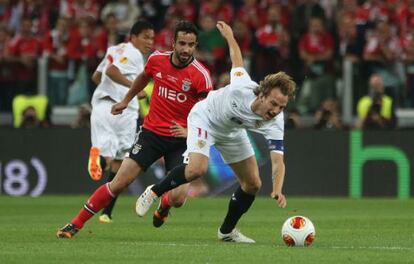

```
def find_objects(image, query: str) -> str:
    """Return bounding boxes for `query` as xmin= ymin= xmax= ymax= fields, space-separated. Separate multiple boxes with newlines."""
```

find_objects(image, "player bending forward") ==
xmin=136 ymin=21 xmax=296 ymax=243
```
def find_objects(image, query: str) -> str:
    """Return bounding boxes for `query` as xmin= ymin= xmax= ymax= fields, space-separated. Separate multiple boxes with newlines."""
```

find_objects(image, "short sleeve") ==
xmin=112 ymin=50 xmax=142 ymax=76
xmin=194 ymin=63 xmax=213 ymax=94
xmin=230 ymin=67 xmax=252 ymax=87
xmin=144 ymin=51 xmax=158 ymax=77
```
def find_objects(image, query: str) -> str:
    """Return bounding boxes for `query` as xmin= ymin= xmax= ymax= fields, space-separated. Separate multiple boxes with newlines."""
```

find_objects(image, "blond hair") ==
xmin=254 ymin=72 xmax=296 ymax=100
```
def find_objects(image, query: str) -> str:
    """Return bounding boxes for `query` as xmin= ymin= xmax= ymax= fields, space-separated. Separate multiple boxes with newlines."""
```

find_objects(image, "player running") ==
xmin=135 ymin=21 xmax=296 ymax=243
xmin=57 ymin=21 xmax=213 ymax=238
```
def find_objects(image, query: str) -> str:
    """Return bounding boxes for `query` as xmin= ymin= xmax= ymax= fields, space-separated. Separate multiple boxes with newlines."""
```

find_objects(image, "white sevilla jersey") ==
xmin=93 ymin=42 xmax=145 ymax=111
xmin=202 ymin=67 xmax=284 ymax=141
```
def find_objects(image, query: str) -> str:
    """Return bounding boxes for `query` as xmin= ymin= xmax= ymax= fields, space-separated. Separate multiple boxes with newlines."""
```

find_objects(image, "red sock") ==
xmin=161 ymin=191 xmax=171 ymax=209
xmin=71 ymin=183 xmax=115 ymax=229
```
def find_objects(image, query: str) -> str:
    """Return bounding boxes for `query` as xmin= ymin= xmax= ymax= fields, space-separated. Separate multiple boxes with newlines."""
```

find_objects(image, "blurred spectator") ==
xmin=402 ymin=26 xmax=414 ymax=107
xmin=232 ymin=19 xmax=252 ymax=71
xmin=337 ymin=14 xmax=366 ymax=109
xmin=42 ymin=16 xmax=70 ymax=106
xmin=313 ymin=98 xmax=343 ymax=130
xmin=236 ymin=0 xmax=266 ymax=31
xmin=12 ymin=94 xmax=49 ymax=128
xmin=165 ymin=0 xmax=196 ymax=24
xmin=356 ymin=73 xmax=396 ymax=129
xmin=71 ymin=102 xmax=91 ymax=128
xmin=355 ymin=0 xmax=393 ymax=30
xmin=67 ymin=17 xmax=98 ymax=104
xmin=285 ymin=108 xmax=302 ymax=129
xmin=95 ymin=13 xmax=123 ymax=60
xmin=197 ymin=14 xmax=227 ymax=77
xmin=291 ymin=0 xmax=325 ymax=41
xmin=297 ymin=16 xmax=335 ymax=114
xmin=363 ymin=21 xmax=402 ymax=100
xmin=0 ymin=23 xmax=13 ymax=111
xmin=59 ymin=0 xmax=99 ymax=21
xmin=200 ymin=0 xmax=234 ymax=24
xmin=153 ymin=15 xmax=179 ymax=51
xmin=252 ymin=3 xmax=291 ymax=81
xmin=216 ymin=72 xmax=229 ymax=88
xmin=7 ymin=16 xmax=41 ymax=95
xmin=100 ymin=0 xmax=141 ymax=36
xmin=20 ymin=105 xmax=41 ymax=128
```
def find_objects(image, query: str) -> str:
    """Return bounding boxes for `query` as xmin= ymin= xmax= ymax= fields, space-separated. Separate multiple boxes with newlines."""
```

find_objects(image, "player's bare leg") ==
xmin=217 ymin=156 xmax=260 ymax=243
xmin=153 ymin=183 xmax=190 ymax=227
xmin=137 ymin=153 xmax=209 ymax=217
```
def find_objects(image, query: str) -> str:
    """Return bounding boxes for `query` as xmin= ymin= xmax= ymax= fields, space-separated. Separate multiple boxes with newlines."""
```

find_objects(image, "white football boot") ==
xmin=136 ymin=184 xmax=157 ymax=217
xmin=217 ymin=228 xmax=255 ymax=243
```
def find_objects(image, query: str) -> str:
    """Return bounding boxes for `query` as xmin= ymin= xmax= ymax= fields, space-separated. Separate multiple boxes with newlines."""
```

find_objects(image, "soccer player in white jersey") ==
xmin=136 ymin=21 xmax=296 ymax=243
xmin=88 ymin=20 xmax=155 ymax=223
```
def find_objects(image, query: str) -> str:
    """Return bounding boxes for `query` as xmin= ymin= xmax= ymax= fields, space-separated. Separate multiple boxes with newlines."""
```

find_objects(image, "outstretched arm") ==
xmin=216 ymin=21 xmax=244 ymax=69
xmin=270 ymin=152 xmax=287 ymax=208
xmin=111 ymin=72 xmax=150 ymax=115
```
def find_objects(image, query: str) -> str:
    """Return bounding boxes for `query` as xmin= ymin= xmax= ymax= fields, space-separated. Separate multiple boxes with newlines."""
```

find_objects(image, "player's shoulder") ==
xmin=148 ymin=50 xmax=172 ymax=61
xmin=191 ymin=58 xmax=210 ymax=73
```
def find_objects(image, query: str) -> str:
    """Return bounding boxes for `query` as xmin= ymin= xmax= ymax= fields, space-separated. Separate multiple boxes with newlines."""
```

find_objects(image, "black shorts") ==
xmin=129 ymin=126 xmax=187 ymax=172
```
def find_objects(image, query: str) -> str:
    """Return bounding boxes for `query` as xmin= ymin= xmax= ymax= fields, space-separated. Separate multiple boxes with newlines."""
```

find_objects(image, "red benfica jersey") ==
xmin=143 ymin=50 xmax=213 ymax=136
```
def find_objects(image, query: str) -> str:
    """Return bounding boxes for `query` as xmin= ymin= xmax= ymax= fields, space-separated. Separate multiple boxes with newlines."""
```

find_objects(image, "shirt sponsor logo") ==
xmin=182 ymin=79 xmax=192 ymax=92
xmin=158 ymin=86 xmax=187 ymax=103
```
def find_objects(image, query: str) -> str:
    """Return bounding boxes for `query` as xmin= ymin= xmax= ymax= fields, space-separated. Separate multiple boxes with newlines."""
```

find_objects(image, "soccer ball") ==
xmin=281 ymin=215 xmax=315 ymax=246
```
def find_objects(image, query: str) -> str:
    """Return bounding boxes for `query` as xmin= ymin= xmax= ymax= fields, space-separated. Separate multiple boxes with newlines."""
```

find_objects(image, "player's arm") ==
xmin=270 ymin=148 xmax=287 ymax=208
xmin=216 ymin=21 xmax=243 ymax=68
xmin=111 ymin=71 xmax=150 ymax=115
xmin=91 ymin=71 xmax=102 ymax=85
xmin=170 ymin=121 xmax=187 ymax=138
xmin=106 ymin=64 xmax=133 ymax=88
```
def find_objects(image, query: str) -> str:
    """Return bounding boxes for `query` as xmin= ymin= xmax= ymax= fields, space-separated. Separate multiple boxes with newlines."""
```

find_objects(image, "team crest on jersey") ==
xmin=182 ymin=79 xmax=192 ymax=92
xmin=197 ymin=139 xmax=206 ymax=149
xmin=234 ymin=71 xmax=244 ymax=77
xmin=119 ymin=57 xmax=128 ymax=64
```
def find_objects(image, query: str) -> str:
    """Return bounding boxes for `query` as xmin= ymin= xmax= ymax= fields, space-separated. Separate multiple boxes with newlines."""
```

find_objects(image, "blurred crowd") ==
xmin=1 ymin=0 xmax=413 ymax=130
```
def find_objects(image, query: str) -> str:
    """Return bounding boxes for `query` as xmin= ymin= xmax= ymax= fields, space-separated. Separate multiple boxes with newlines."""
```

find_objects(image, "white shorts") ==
xmin=184 ymin=103 xmax=254 ymax=164
xmin=91 ymin=96 xmax=138 ymax=160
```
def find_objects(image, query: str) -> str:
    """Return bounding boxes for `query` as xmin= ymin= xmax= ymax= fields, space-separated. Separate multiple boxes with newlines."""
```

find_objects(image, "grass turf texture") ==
xmin=0 ymin=196 xmax=413 ymax=264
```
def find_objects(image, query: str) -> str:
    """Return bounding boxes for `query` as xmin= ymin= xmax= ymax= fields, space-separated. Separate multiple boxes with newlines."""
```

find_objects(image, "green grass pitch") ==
xmin=0 ymin=196 xmax=413 ymax=263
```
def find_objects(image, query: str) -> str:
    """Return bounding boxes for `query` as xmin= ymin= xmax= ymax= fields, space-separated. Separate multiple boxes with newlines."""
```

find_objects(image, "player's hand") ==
xmin=170 ymin=121 xmax=187 ymax=138
xmin=111 ymin=101 xmax=127 ymax=115
xmin=271 ymin=192 xmax=287 ymax=208
xmin=216 ymin=21 xmax=234 ymax=40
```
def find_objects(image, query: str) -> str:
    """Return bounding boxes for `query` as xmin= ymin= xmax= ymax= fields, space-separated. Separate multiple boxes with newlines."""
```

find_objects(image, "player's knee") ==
xmin=243 ymin=178 xmax=262 ymax=194
xmin=186 ymin=165 xmax=207 ymax=180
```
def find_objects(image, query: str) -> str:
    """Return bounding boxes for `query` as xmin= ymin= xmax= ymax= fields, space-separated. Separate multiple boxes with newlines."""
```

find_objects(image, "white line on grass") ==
xmin=119 ymin=241 xmax=412 ymax=251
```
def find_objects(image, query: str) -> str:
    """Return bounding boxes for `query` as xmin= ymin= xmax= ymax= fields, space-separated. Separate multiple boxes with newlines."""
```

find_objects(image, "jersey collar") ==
xmin=170 ymin=53 xmax=194 ymax=69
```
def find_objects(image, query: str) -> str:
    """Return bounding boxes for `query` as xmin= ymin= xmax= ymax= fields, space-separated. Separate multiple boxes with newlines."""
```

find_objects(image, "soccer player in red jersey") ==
xmin=57 ymin=21 xmax=213 ymax=238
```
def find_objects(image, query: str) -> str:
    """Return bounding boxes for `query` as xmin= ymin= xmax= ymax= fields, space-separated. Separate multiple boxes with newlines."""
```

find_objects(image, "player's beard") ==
xmin=177 ymin=52 xmax=192 ymax=65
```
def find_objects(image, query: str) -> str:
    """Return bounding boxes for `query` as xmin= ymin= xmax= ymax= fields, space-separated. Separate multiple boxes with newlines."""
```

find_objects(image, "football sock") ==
xmin=220 ymin=186 xmax=255 ymax=234
xmin=151 ymin=164 xmax=188 ymax=197
xmin=71 ymin=183 xmax=115 ymax=229
xmin=161 ymin=192 xmax=171 ymax=209
xmin=102 ymin=171 xmax=117 ymax=217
